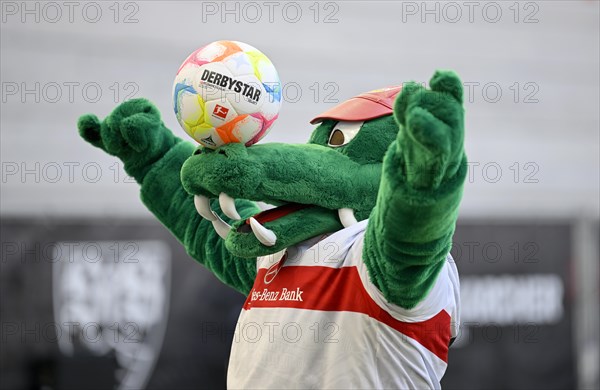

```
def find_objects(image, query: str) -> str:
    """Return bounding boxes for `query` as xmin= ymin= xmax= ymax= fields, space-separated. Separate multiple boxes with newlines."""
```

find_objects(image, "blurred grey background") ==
xmin=1 ymin=1 xmax=598 ymax=389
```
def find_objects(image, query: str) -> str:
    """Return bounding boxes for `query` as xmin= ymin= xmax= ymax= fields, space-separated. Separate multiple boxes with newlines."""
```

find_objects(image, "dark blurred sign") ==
xmin=442 ymin=222 xmax=575 ymax=390
xmin=52 ymin=240 xmax=171 ymax=389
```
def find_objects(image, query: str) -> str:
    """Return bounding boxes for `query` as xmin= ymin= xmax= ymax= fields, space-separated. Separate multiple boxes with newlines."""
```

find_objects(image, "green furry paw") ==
xmin=77 ymin=98 xmax=180 ymax=182
xmin=394 ymin=70 xmax=465 ymax=190
xmin=363 ymin=70 xmax=468 ymax=309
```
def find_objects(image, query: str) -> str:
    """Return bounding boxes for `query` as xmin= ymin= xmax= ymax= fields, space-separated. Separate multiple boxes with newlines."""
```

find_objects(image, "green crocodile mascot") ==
xmin=78 ymin=70 xmax=467 ymax=389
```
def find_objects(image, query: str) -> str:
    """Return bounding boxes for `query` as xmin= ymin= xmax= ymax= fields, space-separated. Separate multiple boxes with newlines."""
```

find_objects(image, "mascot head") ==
xmin=181 ymin=87 xmax=402 ymax=258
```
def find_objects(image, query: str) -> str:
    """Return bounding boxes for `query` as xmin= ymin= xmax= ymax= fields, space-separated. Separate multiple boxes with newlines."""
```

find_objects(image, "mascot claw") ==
xmin=194 ymin=195 xmax=237 ymax=239
xmin=219 ymin=193 xmax=241 ymax=220
xmin=194 ymin=195 xmax=217 ymax=221
xmin=194 ymin=193 xmax=278 ymax=246
xmin=249 ymin=217 xmax=277 ymax=246
xmin=338 ymin=208 xmax=358 ymax=228
xmin=193 ymin=193 xmax=234 ymax=240
xmin=196 ymin=194 xmax=359 ymax=242
xmin=211 ymin=215 xmax=232 ymax=240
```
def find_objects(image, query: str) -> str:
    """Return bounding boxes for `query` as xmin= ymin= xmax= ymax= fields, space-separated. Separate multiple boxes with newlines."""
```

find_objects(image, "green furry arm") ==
xmin=363 ymin=71 xmax=467 ymax=309
xmin=139 ymin=141 xmax=259 ymax=293
xmin=77 ymin=98 xmax=258 ymax=294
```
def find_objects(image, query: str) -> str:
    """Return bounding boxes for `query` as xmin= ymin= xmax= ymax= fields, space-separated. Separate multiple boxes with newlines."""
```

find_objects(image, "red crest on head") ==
xmin=310 ymin=86 xmax=402 ymax=124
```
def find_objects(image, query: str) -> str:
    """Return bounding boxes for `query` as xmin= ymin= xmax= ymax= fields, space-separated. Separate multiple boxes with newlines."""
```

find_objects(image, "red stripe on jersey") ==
xmin=244 ymin=265 xmax=451 ymax=362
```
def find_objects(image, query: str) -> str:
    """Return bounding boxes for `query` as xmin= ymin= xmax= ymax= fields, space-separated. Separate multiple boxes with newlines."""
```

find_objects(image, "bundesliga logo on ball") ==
xmin=173 ymin=40 xmax=282 ymax=149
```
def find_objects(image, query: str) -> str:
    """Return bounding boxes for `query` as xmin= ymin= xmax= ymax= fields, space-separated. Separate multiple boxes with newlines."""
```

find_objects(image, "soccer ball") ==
xmin=173 ymin=40 xmax=281 ymax=149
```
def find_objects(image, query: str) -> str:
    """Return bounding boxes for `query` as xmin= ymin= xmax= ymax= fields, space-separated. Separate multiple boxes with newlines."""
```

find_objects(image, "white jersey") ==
xmin=228 ymin=220 xmax=460 ymax=389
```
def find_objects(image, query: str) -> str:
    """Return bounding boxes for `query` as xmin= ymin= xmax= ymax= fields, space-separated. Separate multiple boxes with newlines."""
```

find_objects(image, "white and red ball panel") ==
xmin=203 ymin=99 xmax=239 ymax=128
xmin=173 ymin=40 xmax=281 ymax=149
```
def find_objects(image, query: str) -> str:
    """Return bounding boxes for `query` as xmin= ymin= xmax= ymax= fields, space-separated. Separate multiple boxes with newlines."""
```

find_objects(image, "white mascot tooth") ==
xmin=194 ymin=195 xmax=217 ymax=221
xmin=212 ymin=215 xmax=232 ymax=240
xmin=249 ymin=217 xmax=277 ymax=246
xmin=338 ymin=208 xmax=358 ymax=228
xmin=219 ymin=192 xmax=241 ymax=220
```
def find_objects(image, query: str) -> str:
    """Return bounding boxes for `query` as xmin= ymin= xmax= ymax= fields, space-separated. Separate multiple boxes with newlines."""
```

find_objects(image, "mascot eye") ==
xmin=327 ymin=121 xmax=364 ymax=147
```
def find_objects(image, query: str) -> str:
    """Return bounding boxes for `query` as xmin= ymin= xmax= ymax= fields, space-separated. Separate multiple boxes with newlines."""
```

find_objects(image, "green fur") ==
xmin=227 ymin=207 xmax=342 ymax=258
xmin=180 ymin=138 xmax=384 ymax=257
xmin=181 ymin=139 xmax=384 ymax=211
xmin=77 ymin=70 xmax=467 ymax=309
xmin=363 ymin=71 xmax=467 ymax=308
xmin=78 ymin=99 xmax=178 ymax=182
xmin=78 ymin=99 xmax=259 ymax=294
